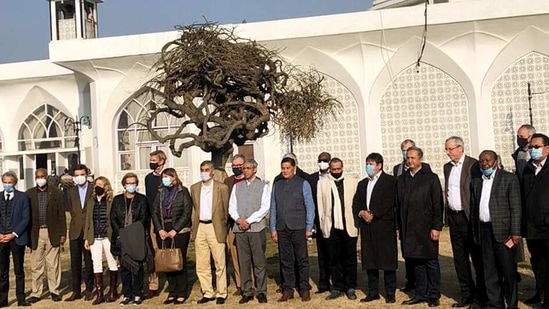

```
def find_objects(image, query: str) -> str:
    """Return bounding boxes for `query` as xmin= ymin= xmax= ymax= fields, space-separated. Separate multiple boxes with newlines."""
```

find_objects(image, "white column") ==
xmin=49 ymin=0 xmax=58 ymax=41
xmin=75 ymin=0 xmax=83 ymax=39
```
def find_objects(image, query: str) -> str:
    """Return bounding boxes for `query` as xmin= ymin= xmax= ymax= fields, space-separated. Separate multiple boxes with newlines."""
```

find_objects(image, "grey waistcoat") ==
xmin=274 ymin=176 xmax=306 ymax=231
xmin=234 ymin=178 xmax=267 ymax=233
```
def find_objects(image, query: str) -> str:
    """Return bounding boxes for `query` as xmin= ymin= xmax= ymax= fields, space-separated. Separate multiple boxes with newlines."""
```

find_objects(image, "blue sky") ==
xmin=0 ymin=0 xmax=373 ymax=64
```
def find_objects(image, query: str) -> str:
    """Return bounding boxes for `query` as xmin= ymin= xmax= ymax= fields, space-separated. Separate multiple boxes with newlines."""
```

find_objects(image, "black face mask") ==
xmin=331 ymin=172 xmax=343 ymax=180
xmin=94 ymin=186 xmax=105 ymax=196
xmin=232 ymin=167 xmax=243 ymax=176
xmin=149 ymin=162 xmax=159 ymax=170
xmin=517 ymin=137 xmax=529 ymax=149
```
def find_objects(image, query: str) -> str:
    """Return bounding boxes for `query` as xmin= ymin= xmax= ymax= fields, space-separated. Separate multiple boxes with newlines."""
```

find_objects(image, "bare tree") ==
xmin=136 ymin=23 xmax=340 ymax=168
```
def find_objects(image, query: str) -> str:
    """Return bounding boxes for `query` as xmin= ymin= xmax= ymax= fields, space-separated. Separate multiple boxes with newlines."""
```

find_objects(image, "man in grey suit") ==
xmin=443 ymin=136 xmax=484 ymax=308
xmin=471 ymin=150 xmax=521 ymax=309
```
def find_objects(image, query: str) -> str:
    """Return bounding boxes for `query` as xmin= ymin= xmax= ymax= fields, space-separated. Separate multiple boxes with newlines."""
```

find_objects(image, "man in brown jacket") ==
xmin=26 ymin=168 xmax=66 ymax=303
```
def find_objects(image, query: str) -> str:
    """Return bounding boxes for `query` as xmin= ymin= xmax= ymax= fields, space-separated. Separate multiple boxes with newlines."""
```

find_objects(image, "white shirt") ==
xmin=447 ymin=155 xmax=465 ymax=211
xmin=228 ymin=179 xmax=270 ymax=224
xmin=479 ymin=170 xmax=496 ymax=223
xmin=366 ymin=172 xmax=381 ymax=211
xmin=533 ymin=158 xmax=546 ymax=176
xmin=4 ymin=191 xmax=14 ymax=200
xmin=199 ymin=182 xmax=213 ymax=221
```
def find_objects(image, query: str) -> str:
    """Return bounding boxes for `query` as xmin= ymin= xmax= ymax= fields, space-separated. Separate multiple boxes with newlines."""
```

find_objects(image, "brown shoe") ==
xmin=64 ymin=293 xmax=82 ymax=302
xmin=92 ymin=273 xmax=104 ymax=305
xmin=277 ymin=291 xmax=294 ymax=302
xmin=106 ymin=270 xmax=119 ymax=302
xmin=301 ymin=291 xmax=311 ymax=302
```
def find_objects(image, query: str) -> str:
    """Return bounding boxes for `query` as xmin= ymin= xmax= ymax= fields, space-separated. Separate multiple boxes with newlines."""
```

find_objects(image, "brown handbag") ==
xmin=155 ymin=240 xmax=183 ymax=272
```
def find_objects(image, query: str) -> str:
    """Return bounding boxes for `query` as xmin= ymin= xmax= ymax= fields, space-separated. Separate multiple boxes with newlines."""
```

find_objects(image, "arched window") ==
xmin=18 ymin=104 xmax=75 ymax=151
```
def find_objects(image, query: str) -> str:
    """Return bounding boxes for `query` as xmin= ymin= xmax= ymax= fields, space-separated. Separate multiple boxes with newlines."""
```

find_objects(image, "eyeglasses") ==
xmin=444 ymin=145 xmax=462 ymax=152
xmin=242 ymin=167 xmax=254 ymax=170
xmin=528 ymin=145 xmax=545 ymax=149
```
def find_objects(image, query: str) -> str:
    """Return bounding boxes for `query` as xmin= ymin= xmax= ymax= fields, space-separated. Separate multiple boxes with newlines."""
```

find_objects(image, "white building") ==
xmin=1 ymin=0 xmax=549 ymax=191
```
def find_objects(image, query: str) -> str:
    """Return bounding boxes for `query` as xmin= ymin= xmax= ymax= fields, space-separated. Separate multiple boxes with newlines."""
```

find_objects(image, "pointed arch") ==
xmin=18 ymin=104 xmax=76 ymax=151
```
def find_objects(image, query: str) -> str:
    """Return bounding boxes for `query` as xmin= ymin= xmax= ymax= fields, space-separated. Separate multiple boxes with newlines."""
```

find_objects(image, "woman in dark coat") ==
xmin=353 ymin=153 xmax=398 ymax=303
xmin=396 ymin=147 xmax=443 ymax=307
xmin=151 ymin=168 xmax=193 ymax=305
xmin=111 ymin=172 xmax=150 ymax=305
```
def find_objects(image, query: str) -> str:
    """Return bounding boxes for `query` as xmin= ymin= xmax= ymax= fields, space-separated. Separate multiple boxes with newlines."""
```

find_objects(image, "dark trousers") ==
xmin=537 ymin=239 xmax=549 ymax=304
xmin=315 ymin=227 xmax=331 ymax=290
xmin=480 ymin=222 xmax=518 ymax=309
xmin=448 ymin=211 xmax=485 ymax=303
xmin=526 ymin=238 xmax=546 ymax=296
xmin=236 ymin=231 xmax=267 ymax=296
xmin=411 ymin=257 xmax=441 ymax=300
xmin=156 ymin=226 xmax=190 ymax=298
xmin=327 ymin=229 xmax=357 ymax=291
xmin=278 ymin=228 xmax=311 ymax=294
xmin=69 ymin=234 xmax=94 ymax=293
xmin=0 ymin=240 xmax=26 ymax=305
xmin=367 ymin=269 xmax=396 ymax=297
xmin=120 ymin=265 xmax=144 ymax=298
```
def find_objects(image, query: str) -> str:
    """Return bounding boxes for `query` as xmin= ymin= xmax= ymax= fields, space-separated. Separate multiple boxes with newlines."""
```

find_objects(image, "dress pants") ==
xmin=367 ymin=269 xmax=396 ymax=297
xmin=278 ymin=228 xmax=311 ymax=294
xmin=69 ymin=233 xmax=94 ymax=294
xmin=448 ymin=211 xmax=485 ymax=303
xmin=0 ymin=240 xmax=26 ymax=305
xmin=147 ymin=221 xmax=159 ymax=291
xmin=411 ymin=257 xmax=441 ymax=301
xmin=526 ymin=238 xmax=546 ymax=298
xmin=30 ymin=228 xmax=61 ymax=297
xmin=195 ymin=222 xmax=227 ymax=299
xmin=235 ymin=230 xmax=267 ymax=296
xmin=480 ymin=222 xmax=518 ymax=309
xmin=89 ymin=238 xmax=118 ymax=273
xmin=120 ymin=265 xmax=144 ymax=298
xmin=226 ymin=227 xmax=242 ymax=289
xmin=537 ymin=239 xmax=549 ymax=305
xmin=327 ymin=228 xmax=357 ymax=292
xmin=315 ymin=227 xmax=331 ymax=290
xmin=156 ymin=225 xmax=190 ymax=299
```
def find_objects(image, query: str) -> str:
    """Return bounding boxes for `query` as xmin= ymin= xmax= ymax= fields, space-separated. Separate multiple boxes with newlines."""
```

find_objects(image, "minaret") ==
xmin=49 ymin=0 xmax=103 ymax=40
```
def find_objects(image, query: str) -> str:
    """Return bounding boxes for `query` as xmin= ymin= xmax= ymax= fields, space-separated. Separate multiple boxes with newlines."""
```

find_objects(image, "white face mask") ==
xmin=200 ymin=172 xmax=212 ymax=182
xmin=73 ymin=175 xmax=87 ymax=186
xmin=318 ymin=161 xmax=329 ymax=171
xmin=35 ymin=178 xmax=47 ymax=187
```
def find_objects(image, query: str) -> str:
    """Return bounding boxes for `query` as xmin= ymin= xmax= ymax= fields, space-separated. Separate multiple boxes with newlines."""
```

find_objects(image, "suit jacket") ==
xmin=26 ymin=186 xmax=66 ymax=250
xmin=66 ymin=183 xmax=93 ymax=240
xmin=1 ymin=190 xmax=30 ymax=246
xmin=443 ymin=155 xmax=481 ymax=219
xmin=520 ymin=159 xmax=549 ymax=239
xmin=190 ymin=180 xmax=229 ymax=243
xmin=471 ymin=169 xmax=521 ymax=243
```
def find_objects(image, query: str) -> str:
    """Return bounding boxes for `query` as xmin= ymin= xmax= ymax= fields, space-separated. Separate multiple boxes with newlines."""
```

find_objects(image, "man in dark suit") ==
xmin=471 ymin=150 xmax=521 ymax=309
xmin=520 ymin=133 xmax=549 ymax=309
xmin=65 ymin=164 xmax=94 ymax=302
xmin=353 ymin=153 xmax=397 ymax=304
xmin=26 ymin=168 xmax=66 ymax=304
xmin=0 ymin=171 xmax=31 ymax=307
xmin=307 ymin=151 xmax=332 ymax=294
xmin=443 ymin=136 xmax=484 ymax=308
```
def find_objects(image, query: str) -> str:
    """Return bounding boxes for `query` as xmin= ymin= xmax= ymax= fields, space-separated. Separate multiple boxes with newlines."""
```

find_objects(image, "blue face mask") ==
xmin=481 ymin=167 xmax=495 ymax=177
xmin=365 ymin=164 xmax=376 ymax=176
xmin=3 ymin=184 xmax=14 ymax=193
xmin=529 ymin=148 xmax=543 ymax=161
xmin=125 ymin=184 xmax=137 ymax=193
xmin=162 ymin=177 xmax=172 ymax=187
xmin=402 ymin=151 xmax=407 ymax=161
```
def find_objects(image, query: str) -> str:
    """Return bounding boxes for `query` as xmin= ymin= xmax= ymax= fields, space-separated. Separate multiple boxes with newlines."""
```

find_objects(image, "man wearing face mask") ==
xmin=223 ymin=154 xmax=247 ymax=296
xmin=471 ymin=150 xmax=521 ymax=309
xmin=191 ymin=161 xmax=230 ymax=304
xmin=143 ymin=150 xmax=167 ymax=299
xmin=65 ymin=164 xmax=95 ymax=302
xmin=0 ymin=171 xmax=30 ymax=307
xmin=353 ymin=153 xmax=397 ymax=304
xmin=521 ymin=133 xmax=549 ymax=308
xmin=306 ymin=152 xmax=332 ymax=294
xmin=513 ymin=124 xmax=536 ymax=178
xmin=317 ymin=158 xmax=359 ymax=301
xmin=26 ymin=168 xmax=66 ymax=304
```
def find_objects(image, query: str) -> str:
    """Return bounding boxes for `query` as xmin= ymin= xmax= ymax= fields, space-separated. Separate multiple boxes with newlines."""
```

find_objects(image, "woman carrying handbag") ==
xmin=151 ymin=168 xmax=193 ymax=305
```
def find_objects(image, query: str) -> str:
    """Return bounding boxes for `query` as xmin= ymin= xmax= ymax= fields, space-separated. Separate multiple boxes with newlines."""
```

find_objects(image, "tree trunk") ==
xmin=211 ymin=147 xmax=232 ymax=170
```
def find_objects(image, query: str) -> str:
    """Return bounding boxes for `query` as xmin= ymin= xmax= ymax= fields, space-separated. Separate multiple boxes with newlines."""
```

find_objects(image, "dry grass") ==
xmin=4 ymin=229 xmax=536 ymax=308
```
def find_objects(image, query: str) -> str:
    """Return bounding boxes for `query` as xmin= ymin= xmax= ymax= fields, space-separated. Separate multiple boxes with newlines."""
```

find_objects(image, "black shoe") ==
xmin=239 ymin=295 xmax=254 ymax=304
xmin=133 ymin=296 xmax=143 ymax=305
xmin=525 ymin=293 xmax=542 ymax=305
xmin=216 ymin=297 xmax=226 ymax=305
xmin=17 ymin=301 xmax=31 ymax=307
xmin=345 ymin=289 xmax=357 ymax=300
xmin=163 ymin=297 xmax=175 ymax=305
xmin=428 ymin=298 xmax=440 ymax=307
xmin=257 ymin=293 xmax=267 ymax=304
xmin=27 ymin=297 xmax=40 ymax=304
xmin=400 ymin=285 xmax=415 ymax=292
xmin=51 ymin=294 xmax=62 ymax=302
xmin=402 ymin=297 xmax=426 ymax=305
xmin=315 ymin=287 xmax=330 ymax=294
xmin=120 ymin=297 xmax=132 ymax=306
xmin=197 ymin=297 xmax=215 ymax=304
xmin=326 ymin=290 xmax=342 ymax=300
xmin=173 ymin=297 xmax=186 ymax=305
xmin=452 ymin=301 xmax=472 ymax=307
xmin=360 ymin=294 xmax=380 ymax=302
xmin=143 ymin=289 xmax=160 ymax=300
xmin=386 ymin=295 xmax=396 ymax=303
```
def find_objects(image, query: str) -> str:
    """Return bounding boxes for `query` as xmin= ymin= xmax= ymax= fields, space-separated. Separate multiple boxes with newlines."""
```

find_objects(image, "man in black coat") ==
xmin=396 ymin=147 xmax=443 ymax=307
xmin=520 ymin=133 xmax=549 ymax=309
xmin=471 ymin=150 xmax=521 ymax=309
xmin=443 ymin=136 xmax=484 ymax=308
xmin=353 ymin=153 xmax=397 ymax=304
